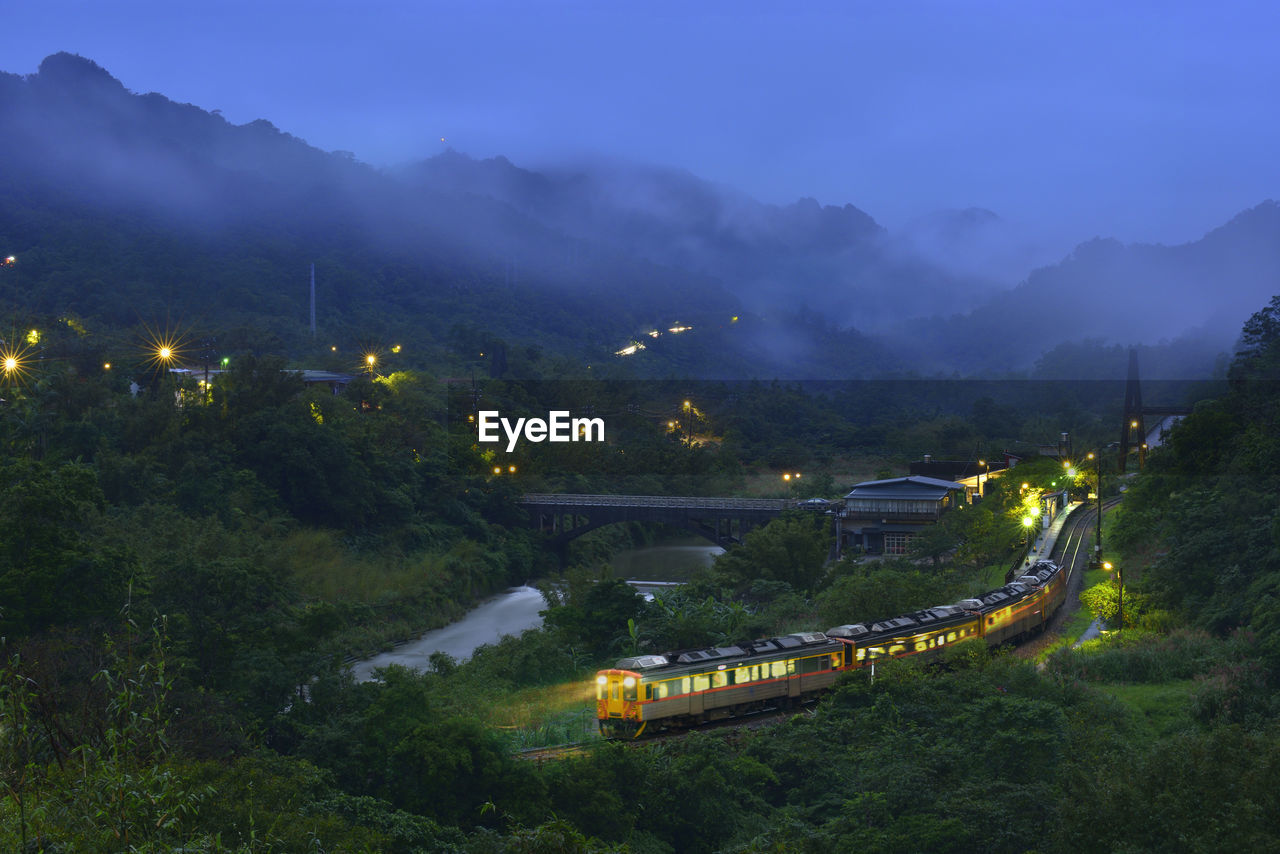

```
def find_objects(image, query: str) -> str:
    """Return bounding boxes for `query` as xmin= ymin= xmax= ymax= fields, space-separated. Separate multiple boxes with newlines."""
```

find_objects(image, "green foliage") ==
xmin=540 ymin=573 xmax=648 ymax=660
xmin=710 ymin=512 xmax=831 ymax=593
xmin=1055 ymin=724 xmax=1280 ymax=854
xmin=1044 ymin=628 xmax=1254 ymax=685
xmin=816 ymin=559 xmax=962 ymax=628
xmin=1078 ymin=577 xmax=1145 ymax=628
xmin=0 ymin=615 xmax=211 ymax=852
xmin=0 ymin=459 xmax=134 ymax=636
xmin=1109 ymin=295 xmax=1280 ymax=664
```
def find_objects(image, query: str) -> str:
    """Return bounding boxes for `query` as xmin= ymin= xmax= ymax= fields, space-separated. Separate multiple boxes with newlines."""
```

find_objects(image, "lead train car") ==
xmin=597 ymin=559 xmax=1066 ymax=737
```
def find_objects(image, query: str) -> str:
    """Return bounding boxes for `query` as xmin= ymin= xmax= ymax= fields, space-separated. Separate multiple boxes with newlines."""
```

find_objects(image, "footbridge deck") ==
xmin=520 ymin=494 xmax=794 ymax=547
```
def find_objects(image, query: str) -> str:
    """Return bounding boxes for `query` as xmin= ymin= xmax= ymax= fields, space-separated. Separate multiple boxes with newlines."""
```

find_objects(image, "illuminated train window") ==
xmin=771 ymin=661 xmax=787 ymax=678
xmin=712 ymin=672 xmax=727 ymax=688
xmin=915 ymin=641 xmax=928 ymax=652
xmin=693 ymin=675 xmax=710 ymax=691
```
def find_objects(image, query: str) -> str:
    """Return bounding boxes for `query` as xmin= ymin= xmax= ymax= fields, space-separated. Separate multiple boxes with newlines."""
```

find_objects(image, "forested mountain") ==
xmin=3 ymin=52 xmax=1273 ymax=382
xmin=0 ymin=52 xmax=894 ymax=380
xmin=898 ymin=201 xmax=1280 ymax=375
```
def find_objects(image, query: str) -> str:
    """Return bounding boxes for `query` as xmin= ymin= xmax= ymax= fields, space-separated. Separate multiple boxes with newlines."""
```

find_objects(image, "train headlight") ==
xmin=596 ymin=675 xmax=608 ymax=685
xmin=623 ymin=676 xmax=636 ymax=688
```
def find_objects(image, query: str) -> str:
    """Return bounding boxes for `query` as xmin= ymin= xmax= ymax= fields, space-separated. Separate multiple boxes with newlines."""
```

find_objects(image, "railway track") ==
xmin=517 ymin=702 xmax=804 ymax=761
xmin=1017 ymin=496 xmax=1122 ymax=657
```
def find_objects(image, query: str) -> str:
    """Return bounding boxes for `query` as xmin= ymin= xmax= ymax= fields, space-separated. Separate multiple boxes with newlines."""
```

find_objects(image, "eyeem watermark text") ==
xmin=477 ymin=410 xmax=605 ymax=452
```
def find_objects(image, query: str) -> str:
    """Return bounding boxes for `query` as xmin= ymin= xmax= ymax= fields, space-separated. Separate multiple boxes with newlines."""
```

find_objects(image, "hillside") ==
xmin=0 ymin=52 xmax=897 ymax=380
xmin=4 ymin=53 xmax=1273 ymax=382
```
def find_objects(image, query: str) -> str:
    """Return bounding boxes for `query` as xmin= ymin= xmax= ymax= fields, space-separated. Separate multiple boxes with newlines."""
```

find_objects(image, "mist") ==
xmin=1 ymin=51 xmax=1276 ymax=381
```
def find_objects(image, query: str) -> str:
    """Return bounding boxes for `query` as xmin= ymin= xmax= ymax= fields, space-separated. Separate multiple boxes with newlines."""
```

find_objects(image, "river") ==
xmin=351 ymin=536 xmax=723 ymax=681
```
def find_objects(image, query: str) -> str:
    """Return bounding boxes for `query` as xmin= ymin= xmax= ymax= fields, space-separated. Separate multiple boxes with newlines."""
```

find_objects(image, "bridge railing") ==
xmin=520 ymin=494 xmax=794 ymax=511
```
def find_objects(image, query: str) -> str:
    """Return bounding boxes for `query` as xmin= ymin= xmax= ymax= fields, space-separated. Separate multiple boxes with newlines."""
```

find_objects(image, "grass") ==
xmin=279 ymin=528 xmax=447 ymax=603
xmin=1093 ymin=680 xmax=1197 ymax=742
xmin=481 ymin=680 xmax=600 ymax=749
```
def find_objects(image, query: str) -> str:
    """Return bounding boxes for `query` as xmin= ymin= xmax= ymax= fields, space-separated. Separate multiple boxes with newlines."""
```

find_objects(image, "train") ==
xmin=596 ymin=559 xmax=1067 ymax=738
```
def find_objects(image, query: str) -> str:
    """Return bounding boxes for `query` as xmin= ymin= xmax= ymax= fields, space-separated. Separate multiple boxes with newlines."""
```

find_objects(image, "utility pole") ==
xmin=310 ymin=263 xmax=317 ymax=337
xmin=1089 ymin=450 xmax=1103 ymax=566
xmin=1117 ymin=563 xmax=1124 ymax=631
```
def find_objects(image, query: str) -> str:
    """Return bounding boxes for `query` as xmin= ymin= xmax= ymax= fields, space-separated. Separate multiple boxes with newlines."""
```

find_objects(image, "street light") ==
xmin=1088 ymin=451 xmax=1103 ymax=566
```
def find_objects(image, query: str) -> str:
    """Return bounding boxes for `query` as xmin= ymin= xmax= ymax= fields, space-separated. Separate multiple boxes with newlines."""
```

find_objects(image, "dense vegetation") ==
xmin=2 ymin=296 xmax=1277 ymax=850
xmin=3 ymin=52 xmax=1279 ymax=853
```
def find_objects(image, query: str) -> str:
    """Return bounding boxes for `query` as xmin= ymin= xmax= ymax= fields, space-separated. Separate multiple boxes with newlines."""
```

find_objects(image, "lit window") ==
xmin=693 ymin=675 xmax=710 ymax=691
xmin=712 ymin=672 xmax=727 ymax=688
xmin=915 ymin=641 xmax=927 ymax=652
xmin=736 ymin=667 xmax=751 ymax=684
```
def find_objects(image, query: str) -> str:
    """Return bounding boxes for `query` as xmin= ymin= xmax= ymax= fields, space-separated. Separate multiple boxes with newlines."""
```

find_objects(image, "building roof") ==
xmin=844 ymin=476 xmax=968 ymax=501
xmin=296 ymin=370 xmax=355 ymax=384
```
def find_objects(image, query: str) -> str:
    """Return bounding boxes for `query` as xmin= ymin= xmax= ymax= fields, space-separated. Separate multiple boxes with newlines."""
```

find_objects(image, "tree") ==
xmin=0 ymin=460 xmax=133 ymax=637
xmin=712 ymin=512 xmax=831 ymax=592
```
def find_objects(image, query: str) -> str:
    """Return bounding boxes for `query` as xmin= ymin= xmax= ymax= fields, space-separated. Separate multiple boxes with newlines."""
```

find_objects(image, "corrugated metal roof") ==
xmin=844 ymin=475 xmax=967 ymax=500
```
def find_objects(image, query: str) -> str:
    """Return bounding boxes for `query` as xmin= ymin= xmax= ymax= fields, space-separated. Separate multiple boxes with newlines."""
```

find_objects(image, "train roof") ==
xmin=607 ymin=563 xmax=1057 ymax=676
xmin=611 ymin=631 xmax=840 ymax=677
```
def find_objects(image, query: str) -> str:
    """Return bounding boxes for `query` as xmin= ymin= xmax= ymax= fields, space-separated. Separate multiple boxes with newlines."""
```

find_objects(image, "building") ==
xmin=168 ymin=367 xmax=354 ymax=395
xmin=908 ymin=454 xmax=1012 ymax=498
xmin=835 ymin=475 xmax=970 ymax=557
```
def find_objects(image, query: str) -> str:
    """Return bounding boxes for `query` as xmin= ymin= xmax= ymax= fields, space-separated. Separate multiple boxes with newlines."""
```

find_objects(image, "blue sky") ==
xmin=7 ymin=1 xmax=1279 ymax=251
